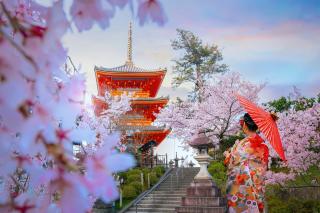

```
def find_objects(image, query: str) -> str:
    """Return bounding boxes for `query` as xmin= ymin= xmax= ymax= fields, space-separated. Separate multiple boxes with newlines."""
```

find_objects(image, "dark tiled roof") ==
xmin=95 ymin=63 xmax=166 ymax=73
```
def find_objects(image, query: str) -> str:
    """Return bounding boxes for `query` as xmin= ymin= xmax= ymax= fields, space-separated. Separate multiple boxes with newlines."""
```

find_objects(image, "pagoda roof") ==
xmin=95 ymin=63 xmax=166 ymax=73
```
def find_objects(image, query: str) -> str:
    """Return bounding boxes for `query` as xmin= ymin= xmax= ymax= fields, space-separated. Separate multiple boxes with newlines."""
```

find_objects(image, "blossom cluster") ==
xmin=155 ymin=72 xmax=264 ymax=146
xmin=0 ymin=0 xmax=166 ymax=212
xmin=266 ymin=102 xmax=320 ymax=184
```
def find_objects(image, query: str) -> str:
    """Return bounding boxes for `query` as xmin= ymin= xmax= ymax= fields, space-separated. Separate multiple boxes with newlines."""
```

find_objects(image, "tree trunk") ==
xmin=195 ymin=65 xmax=203 ymax=103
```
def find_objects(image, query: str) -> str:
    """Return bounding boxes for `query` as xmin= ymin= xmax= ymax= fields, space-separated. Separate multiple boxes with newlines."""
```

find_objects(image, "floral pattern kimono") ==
xmin=224 ymin=134 xmax=269 ymax=213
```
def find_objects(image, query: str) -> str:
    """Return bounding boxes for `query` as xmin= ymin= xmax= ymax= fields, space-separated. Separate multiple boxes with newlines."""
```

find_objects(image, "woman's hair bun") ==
xmin=243 ymin=113 xmax=258 ymax=131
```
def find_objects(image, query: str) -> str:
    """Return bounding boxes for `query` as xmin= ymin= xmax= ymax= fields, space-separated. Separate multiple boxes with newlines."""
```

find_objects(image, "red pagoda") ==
xmin=92 ymin=23 xmax=170 ymax=166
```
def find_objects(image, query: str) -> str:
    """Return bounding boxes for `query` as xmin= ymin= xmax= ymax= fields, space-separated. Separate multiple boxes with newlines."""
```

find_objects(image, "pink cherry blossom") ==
xmin=137 ymin=0 xmax=167 ymax=26
xmin=108 ymin=0 xmax=132 ymax=9
xmin=70 ymin=0 xmax=115 ymax=32
xmin=156 ymin=72 xmax=264 ymax=146
xmin=0 ymin=0 xmax=164 ymax=211
xmin=266 ymin=101 xmax=320 ymax=184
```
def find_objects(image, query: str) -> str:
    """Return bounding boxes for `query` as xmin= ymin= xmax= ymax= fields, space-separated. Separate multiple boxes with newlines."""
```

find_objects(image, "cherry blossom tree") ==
xmin=0 ymin=0 xmax=166 ymax=212
xmin=156 ymin=72 xmax=264 ymax=146
xmin=265 ymin=99 xmax=320 ymax=185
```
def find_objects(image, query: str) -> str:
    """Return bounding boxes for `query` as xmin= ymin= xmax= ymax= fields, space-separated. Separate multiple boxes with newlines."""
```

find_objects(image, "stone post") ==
xmin=194 ymin=147 xmax=213 ymax=180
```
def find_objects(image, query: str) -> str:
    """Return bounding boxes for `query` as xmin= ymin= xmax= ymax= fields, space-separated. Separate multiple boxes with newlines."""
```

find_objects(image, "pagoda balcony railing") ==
xmin=111 ymin=90 xmax=150 ymax=98
xmin=139 ymin=154 xmax=168 ymax=168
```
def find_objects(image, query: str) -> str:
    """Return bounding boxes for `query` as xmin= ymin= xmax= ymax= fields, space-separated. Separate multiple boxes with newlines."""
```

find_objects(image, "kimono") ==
xmin=224 ymin=134 xmax=269 ymax=213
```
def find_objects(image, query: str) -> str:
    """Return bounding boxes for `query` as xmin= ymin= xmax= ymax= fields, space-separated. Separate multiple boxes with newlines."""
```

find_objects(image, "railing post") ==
xmin=140 ymin=172 xmax=144 ymax=187
xmin=120 ymin=188 xmax=122 ymax=208
xmin=166 ymin=153 xmax=168 ymax=168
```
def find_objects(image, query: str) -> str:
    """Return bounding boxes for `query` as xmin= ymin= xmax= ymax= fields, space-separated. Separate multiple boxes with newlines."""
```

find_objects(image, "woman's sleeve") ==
xmin=223 ymin=148 xmax=231 ymax=166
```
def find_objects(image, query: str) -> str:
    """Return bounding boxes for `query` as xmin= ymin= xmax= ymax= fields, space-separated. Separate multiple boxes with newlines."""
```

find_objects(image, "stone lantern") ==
xmin=188 ymin=131 xmax=214 ymax=180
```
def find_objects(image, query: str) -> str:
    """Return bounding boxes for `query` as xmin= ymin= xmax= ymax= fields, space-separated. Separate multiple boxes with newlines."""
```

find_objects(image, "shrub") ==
xmin=122 ymin=185 xmax=137 ymax=199
xmin=267 ymin=197 xmax=320 ymax=213
xmin=154 ymin=166 xmax=165 ymax=177
xmin=149 ymin=172 xmax=158 ymax=185
xmin=127 ymin=174 xmax=141 ymax=183
xmin=208 ymin=161 xmax=227 ymax=194
xmin=126 ymin=169 xmax=141 ymax=177
xmin=266 ymin=183 xmax=320 ymax=213
xmin=141 ymin=168 xmax=150 ymax=184
xmin=118 ymin=171 xmax=127 ymax=182
xmin=129 ymin=181 xmax=143 ymax=194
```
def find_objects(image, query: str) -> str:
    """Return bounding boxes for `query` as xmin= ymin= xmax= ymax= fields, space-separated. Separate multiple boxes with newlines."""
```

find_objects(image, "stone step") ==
xmin=161 ymin=180 xmax=195 ymax=183
xmin=148 ymin=191 xmax=185 ymax=195
xmin=176 ymin=206 xmax=226 ymax=213
xmin=146 ymin=193 xmax=186 ymax=198
xmin=160 ymin=183 xmax=193 ymax=186
xmin=160 ymin=182 xmax=194 ymax=186
xmin=152 ymin=189 xmax=186 ymax=194
xmin=136 ymin=203 xmax=180 ymax=208
xmin=140 ymin=199 xmax=181 ymax=204
xmin=143 ymin=196 xmax=182 ymax=200
xmin=126 ymin=210 xmax=175 ymax=213
xmin=157 ymin=185 xmax=190 ymax=189
xmin=128 ymin=207 xmax=176 ymax=212
xmin=159 ymin=185 xmax=193 ymax=188
xmin=181 ymin=196 xmax=225 ymax=207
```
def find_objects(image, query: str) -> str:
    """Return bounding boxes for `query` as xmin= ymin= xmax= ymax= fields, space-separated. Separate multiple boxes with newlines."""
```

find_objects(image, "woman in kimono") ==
xmin=224 ymin=113 xmax=269 ymax=213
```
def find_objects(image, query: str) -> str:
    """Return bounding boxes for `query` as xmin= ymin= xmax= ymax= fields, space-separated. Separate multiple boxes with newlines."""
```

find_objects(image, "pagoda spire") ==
xmin=126 ymin=22 xmax=133 ymax=65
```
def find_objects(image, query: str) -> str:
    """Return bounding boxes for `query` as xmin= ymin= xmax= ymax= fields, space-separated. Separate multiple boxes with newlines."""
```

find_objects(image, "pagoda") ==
xmin=92 ymin=23 xmax=170 ymax=166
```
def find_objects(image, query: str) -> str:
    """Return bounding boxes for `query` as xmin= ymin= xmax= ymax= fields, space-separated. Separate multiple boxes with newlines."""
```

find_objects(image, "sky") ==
xmin=61 ymin=0 xmax=320 ymax=161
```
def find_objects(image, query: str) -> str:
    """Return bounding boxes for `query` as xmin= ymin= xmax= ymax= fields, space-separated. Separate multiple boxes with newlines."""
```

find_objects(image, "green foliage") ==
xmin=149 ymin=172 xmax=158 ymax=185
xmin=118 ymin=171 xmax=127 ymax=181
xmin=285 ymin=165 xmax=320 ymax=187
xmin=266 ymin=96 xmax=292 ymax=113
xmin=171 ymin=29 xmax=228 ymax=101
xmin=208 ymin=161 xmax=227 ymax=195
xmin=264 ymin=94 xmax=320 ymax=113
xmin=266 ymin=166 xmax=320 ymax=212
xmin=129 ymin=181 xmax=143 ymax=194
xmin=122 ymin=185 xmax=137 ymax=199
xmin=126 ymin=169 xmax=141 ymax=177
xmin=154 ymin=166 xmax=165 ymax=177
xmin=267 ymin=194 xmax=320 ymax=213
xmin=220 ymin=134 xmax=245 ymax=153
xmin=127 ymin=174 xmax=140 ymax=183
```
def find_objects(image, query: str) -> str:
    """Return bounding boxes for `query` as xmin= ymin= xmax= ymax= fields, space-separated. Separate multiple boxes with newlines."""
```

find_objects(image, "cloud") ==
xmin=62 ymin=2 xmax=320 ymax=104
xmin=260 ymin=80 xmax=320 ymax=102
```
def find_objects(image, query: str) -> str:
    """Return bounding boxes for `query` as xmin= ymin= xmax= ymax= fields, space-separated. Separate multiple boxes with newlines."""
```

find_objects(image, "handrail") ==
xmin=118 ymin=167 xmax=174 ymax=213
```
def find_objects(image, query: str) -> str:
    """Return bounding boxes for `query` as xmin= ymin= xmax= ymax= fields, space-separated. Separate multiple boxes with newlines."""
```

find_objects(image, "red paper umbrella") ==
xmin=236 ymin=94 xmax=286 ymax=161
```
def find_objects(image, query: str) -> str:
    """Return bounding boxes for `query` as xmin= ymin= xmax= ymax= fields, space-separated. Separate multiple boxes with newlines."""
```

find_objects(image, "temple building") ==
xmin=92 ymin=23 xmax=170 ymax=166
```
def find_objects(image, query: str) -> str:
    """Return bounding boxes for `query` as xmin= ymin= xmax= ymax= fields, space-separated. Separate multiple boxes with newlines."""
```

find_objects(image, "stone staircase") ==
xmin=124 ymin=167 xmax=200 ymax=213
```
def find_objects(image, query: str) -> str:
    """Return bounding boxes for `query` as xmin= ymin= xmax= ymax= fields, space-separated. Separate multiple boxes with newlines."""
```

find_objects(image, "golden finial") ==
xmin=126 ymin=22 xmax=133 ymax=65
